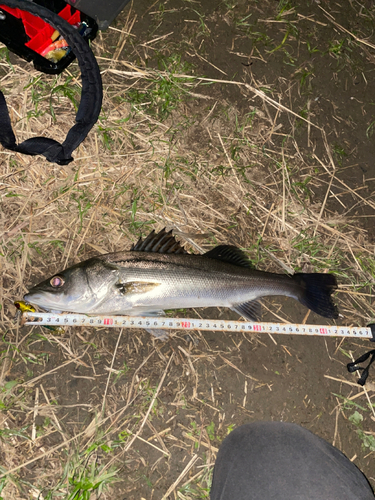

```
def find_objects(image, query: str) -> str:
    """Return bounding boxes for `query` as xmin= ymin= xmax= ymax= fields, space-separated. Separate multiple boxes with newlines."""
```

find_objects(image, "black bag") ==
xmin=0 ymin=0 xmax=102 ymax=165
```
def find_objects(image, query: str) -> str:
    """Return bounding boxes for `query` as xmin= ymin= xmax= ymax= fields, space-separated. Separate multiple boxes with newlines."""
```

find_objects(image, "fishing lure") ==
xmin=14 ymin=300 xmax=36 ymax=313
xmin=41 ymin=38 xmax=69 ymax=62
xmin=40 ymin=22 xmax=89 ymax=62
xmin=14 ymin=301 xmax=64 ymax=334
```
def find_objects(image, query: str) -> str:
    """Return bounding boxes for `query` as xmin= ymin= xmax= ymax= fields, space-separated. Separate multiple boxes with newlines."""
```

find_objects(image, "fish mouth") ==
xmin=23 ymin=292 xmax=61 ymax=308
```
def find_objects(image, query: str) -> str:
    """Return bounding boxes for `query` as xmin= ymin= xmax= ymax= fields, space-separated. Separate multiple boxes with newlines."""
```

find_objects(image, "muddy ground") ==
xmin=1 ymin=0 xmax=375 ymax=499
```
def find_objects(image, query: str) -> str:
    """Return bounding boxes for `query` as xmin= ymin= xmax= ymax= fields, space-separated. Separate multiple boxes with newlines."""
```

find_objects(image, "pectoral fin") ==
xmin=116 ymin=281 xmax=161 ymax=295
xmin=232 ymin=300 xmax=262 ymax=322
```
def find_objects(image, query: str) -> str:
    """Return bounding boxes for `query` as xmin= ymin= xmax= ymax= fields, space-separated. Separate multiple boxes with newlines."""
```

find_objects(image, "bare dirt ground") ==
xmin=1 ymin=0 xmax=375 ymax=499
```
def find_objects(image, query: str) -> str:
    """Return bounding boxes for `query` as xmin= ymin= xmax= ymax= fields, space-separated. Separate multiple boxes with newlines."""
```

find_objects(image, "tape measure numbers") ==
xmin=20 ymin=312 xmax=374 ymax=339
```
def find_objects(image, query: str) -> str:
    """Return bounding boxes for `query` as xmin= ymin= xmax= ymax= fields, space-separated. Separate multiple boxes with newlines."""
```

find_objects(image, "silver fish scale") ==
xmin=89 ymin=253 xmax=298 ymax=315
xmin=23 ymin=232 xmax=338 ymax=320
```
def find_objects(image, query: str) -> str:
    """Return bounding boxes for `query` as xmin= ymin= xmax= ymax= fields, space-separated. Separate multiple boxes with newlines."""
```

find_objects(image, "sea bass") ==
xmin=24 ymin=229 xmax=338 ymax=336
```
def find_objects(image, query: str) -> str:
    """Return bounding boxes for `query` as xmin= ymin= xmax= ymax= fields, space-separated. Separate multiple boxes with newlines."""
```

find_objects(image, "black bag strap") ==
xmin=347 ymin=324 xmax=375 ymax=386
xmin=347 ymin=349 xmax=375 ymax=386
xmin=0 ymin=0 xmax=102 ymax=165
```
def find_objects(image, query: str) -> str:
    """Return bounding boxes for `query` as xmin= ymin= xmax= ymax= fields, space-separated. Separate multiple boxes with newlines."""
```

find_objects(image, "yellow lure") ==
xmin=14 ymin=301 xmax=36 ymax=313
xmin=14 ymin=301 xmax=65 ymax=335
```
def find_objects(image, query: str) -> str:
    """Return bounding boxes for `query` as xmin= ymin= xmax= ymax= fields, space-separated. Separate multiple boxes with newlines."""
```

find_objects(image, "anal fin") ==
xmin=232 ymin=300 xmax=262 ymax=322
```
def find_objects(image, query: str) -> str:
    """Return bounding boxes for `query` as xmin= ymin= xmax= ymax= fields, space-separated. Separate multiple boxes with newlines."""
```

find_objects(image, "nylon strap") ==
xmin=347 ymin=349 xmax=375 ymax=386
xmin=0 ymin=0 xmax=102 ymax=165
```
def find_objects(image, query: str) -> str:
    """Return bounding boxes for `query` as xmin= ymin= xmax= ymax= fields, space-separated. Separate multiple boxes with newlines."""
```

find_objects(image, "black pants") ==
xmin=210 ymin=422 xmax=374 ymax=500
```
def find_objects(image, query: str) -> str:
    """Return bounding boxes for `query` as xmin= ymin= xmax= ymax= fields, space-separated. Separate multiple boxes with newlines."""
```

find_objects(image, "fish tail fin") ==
xmin=293 ymin=273 xmax=338 ymax=319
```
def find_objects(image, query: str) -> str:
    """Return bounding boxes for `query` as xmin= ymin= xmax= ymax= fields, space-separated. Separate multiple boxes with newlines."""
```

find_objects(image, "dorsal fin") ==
xmin=204 ymin=245 xmax=254 ymax=268
xmin=131 ymin=228 xmax=188 ymax=254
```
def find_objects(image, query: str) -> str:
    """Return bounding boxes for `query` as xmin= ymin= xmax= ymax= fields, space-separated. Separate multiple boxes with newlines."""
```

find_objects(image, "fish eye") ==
xmin=50 ymin=276 xmax=64 ymax=288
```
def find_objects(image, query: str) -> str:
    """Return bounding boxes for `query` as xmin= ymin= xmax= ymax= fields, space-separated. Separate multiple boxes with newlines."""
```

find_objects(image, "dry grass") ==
xmin=0 ymin=1 xmax=375 ymax=498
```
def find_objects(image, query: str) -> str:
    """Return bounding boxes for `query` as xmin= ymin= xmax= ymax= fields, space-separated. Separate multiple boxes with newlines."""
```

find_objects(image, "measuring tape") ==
xmin=20 ymin=311 xmax=375 ymax=339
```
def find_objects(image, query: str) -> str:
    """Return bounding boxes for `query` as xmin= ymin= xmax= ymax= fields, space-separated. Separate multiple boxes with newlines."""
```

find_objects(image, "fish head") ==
xmin=23 ymin=258 xmax=117 ymax=313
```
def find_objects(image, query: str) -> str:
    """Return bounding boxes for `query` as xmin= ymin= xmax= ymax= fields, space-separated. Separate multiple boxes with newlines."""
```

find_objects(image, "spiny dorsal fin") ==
xmin=204 ymin=245 xmax=254 ymax=268
xmin=131 ymin=228 xmax=188 ymax=254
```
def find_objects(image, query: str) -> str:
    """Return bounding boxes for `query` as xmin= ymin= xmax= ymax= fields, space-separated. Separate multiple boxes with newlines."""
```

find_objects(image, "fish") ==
xmin=24 ymin=229 xmax=338 ymax=338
